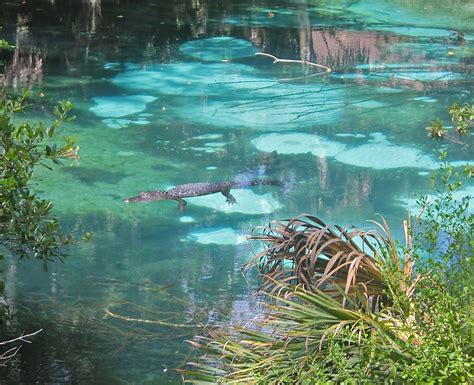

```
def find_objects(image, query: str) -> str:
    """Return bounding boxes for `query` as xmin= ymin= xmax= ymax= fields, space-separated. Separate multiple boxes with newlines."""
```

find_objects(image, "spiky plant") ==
xmin=184 ymin=214 xmax=472 ymax=384
xmin=247 ymin=214 xmax=417 ymax=308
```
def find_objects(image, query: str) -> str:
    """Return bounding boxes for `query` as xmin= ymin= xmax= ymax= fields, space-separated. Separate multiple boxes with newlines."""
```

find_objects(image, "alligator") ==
xmin=123 ymin=179 xmax=280 ymax=211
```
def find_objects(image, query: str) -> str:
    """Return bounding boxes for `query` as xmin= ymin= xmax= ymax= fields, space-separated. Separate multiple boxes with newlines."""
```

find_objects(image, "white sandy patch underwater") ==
xmin=251 ymin=132 xmax=346 ymax=157
xmin=335 ymin=133 xmax=439 ymax=170
xmin=191 ymin=189 xmax=282 ymax=214
xmin=90 ymin=95 xmax=157 ymax=118
xmin=187 ymin=227 xmax=248 ymax=245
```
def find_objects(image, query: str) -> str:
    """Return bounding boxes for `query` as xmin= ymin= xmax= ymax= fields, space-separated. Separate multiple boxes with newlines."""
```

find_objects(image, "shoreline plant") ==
xmin=0 ymin=90 xmax=77 ymax=364
xmin=184 ymin=157 xmax=473 ymax=384
xmin=0 ymin=91 xmax=77 ymax=266
xmin=426 ymin=102 xmax=473 ymax=143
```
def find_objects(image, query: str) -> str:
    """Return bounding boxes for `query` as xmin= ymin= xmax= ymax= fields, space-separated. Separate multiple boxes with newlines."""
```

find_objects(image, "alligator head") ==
xmin=123 ymin=191 xmax=168 ymax=203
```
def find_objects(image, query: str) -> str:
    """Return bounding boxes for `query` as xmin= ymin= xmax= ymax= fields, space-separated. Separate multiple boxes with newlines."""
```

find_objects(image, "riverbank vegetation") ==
xmin=185 ymin=155 xmax=473 ymax=383
xmin=0 ymin=91 xmax=77 ymax=265
xmin=0 ymin=91 xmax=77 ymax=364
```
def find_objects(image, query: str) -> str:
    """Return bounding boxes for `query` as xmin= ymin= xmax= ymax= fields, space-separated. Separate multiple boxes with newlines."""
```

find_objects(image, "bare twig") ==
xmin=256 ymin=52 xmax=332 ymax=79
xmin=0 ymin=329 xmax=43 ymax=345
xmin=104 ymin=308 xmax=194 ymax=329
xmin=0 ymin=346 xmax=21 ymax=366
xmin=0 ymin=329 xmax=43 ymax=366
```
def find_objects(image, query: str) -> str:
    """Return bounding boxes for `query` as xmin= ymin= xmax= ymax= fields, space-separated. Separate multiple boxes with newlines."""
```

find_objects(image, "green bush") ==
xmin=0 ymin=91 xmax=77 ymax=269
xmin=426 ymin=102 xmax=473 ymax=142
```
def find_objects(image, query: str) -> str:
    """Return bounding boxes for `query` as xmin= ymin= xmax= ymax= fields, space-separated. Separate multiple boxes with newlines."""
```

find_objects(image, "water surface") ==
xmin=1 ymin=0 xmax=473 ymax=383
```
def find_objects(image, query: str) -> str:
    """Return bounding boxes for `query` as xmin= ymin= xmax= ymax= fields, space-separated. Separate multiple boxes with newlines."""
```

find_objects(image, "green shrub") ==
xmin=0 ymin=91 xmax=77 ymax=269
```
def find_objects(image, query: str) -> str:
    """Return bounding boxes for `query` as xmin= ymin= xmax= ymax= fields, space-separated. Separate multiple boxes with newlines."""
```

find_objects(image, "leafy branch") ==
xmin=426 ymin=102 xmax=473 ymax=144
xmin=0 ymin=91 xmax=78 ymax=268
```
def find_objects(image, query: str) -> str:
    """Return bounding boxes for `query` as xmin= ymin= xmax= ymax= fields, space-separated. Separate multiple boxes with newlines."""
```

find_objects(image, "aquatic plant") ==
xmin=184 ymin=160 xmax=473 ymax=384
xmin=0 ymin=91 xmax=77 ymax=267
xmin=426 ymin=118 xmax=447 ymax=139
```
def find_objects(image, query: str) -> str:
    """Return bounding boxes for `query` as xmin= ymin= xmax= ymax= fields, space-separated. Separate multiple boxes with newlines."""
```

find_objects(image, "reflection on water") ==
xmin=0 ymin=0 xmax=473 ymax=383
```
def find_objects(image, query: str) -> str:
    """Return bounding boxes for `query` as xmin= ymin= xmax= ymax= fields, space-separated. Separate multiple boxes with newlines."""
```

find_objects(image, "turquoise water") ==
xmin=1 ymin=0 xmax=473 ymax=383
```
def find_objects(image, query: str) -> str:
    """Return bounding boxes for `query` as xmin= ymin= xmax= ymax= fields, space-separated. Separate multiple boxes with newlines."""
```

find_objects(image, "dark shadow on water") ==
xmin=61 ymin=167 xmax=130 ymax=185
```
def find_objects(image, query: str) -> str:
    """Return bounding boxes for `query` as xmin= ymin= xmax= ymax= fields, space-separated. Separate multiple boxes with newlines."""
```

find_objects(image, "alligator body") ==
xmin=123 ymin=179 xmax=279 ymax=211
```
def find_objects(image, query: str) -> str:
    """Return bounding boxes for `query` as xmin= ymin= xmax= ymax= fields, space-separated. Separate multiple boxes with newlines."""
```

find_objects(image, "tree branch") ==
xmin=104 ymin=308 xmax=194 ymax=329
xmin=0 ymin=329 xmax=43 ymax=345
xmin=256 ymin=52 xmax=332 ymax=74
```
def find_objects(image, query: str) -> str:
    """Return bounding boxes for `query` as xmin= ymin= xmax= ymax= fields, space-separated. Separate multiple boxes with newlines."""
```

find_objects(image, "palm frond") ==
xmin=249 ymin=215 xmax=390 ymax=302
xmin=184 ymin=285 xmax=414 ymax=383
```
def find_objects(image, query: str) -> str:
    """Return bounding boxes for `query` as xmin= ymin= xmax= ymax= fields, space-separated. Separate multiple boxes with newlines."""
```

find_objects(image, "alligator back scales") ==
xmin=123 ymin=179 xmax=280 ymax=211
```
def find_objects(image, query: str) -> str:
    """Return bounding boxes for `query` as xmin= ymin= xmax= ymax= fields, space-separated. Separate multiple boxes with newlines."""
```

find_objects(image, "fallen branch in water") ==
xmin=0 ymin=329 xmax=43 ymax=346
xmin=0 ymin=329 xmax=43 ymax=366
xmin=256 ymin=52 xmax=332 ymax=74
xmin=104 ymin=308 xmax=194 ymax=329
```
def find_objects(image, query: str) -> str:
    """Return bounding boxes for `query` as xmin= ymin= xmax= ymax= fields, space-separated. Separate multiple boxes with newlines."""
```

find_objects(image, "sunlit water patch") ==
xmin=187 ymin=227 xmax=248 ymax=245
xmin=90 ymin=95 xmax=157 ymax=118
xmin=345 ymin=0 xmax=474 ymax=31
xmin=179 ymin=216 xmax=196 ymax=223
xmin=252 ymin=132 xmax=346 ymax=157
xmin=398 ymin=185 xmax=474 ymax=215
xmin=191 ymin=189 xmax=282 ymax=214
xmin=111 ymin=62 xmax=264 ymax=96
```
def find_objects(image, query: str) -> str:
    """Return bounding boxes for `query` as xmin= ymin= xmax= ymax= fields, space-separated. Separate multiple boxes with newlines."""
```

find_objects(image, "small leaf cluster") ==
xmin=426 ymin=102 xmax=473 ymax=143
xmin=0 ymin=91 xmax=77 ymax=269
xmin=449 ymin=102 xmax=474 ymax=135
xmin=0 ymin=39 xmax=14 ymax=50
